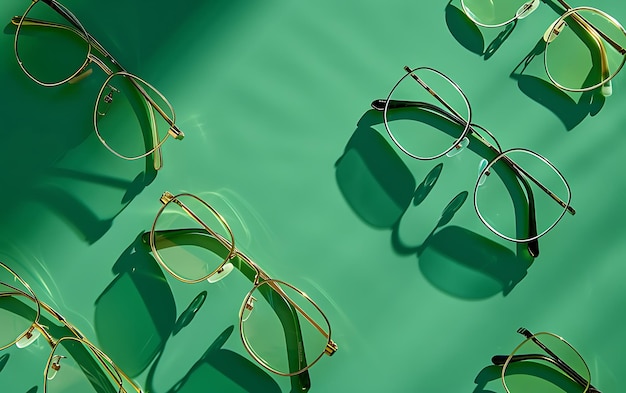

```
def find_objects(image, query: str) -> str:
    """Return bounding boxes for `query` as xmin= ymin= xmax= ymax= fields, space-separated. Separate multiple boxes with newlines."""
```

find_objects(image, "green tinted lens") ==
xmin=503 ymin=332 xmax=590 ymax=393
xmin=240 ymin=280 xmax=331 ymax=375
xmin=461 ymin=0 xmax=529 ymax=27
xmin=384 ymin=67 xmax=470 ymax=160
xmin=475 ymin=149 xmax=570 ymax=242
xmin=95 ymin=73 xmax=174 ymax=160
xmin=0 ymin=263 xmax=38 ymax=350
xmin=152 ymin=194 xmax=234 ymax=282
xmin=45 ymin=337 xmax=123 ymax=393
xmin=545 ymin=8 xmax=626 ymax=92
xmin=15 ymin=1 xmax=89 ymax=85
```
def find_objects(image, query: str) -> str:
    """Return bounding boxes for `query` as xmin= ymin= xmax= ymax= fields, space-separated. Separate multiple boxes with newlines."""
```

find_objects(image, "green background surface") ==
xmin=1 ymin=0 xmax=625 ymax=392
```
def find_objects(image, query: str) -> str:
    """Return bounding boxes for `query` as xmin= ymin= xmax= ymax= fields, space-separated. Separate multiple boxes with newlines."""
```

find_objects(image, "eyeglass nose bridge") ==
xmin=516 ymin=0 xmax=539 ymax=20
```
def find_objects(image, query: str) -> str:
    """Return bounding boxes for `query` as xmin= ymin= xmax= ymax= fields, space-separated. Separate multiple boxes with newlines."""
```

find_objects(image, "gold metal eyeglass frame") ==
xmin=0 ymin=261 xmax=143 ymax=393
xmin=11 ymin=0 xmax=185 ymax=170
xmin=461 ymin=0 xmax=626 ymax=95
xmin=146 ymin=191 xmax=337 ymax=377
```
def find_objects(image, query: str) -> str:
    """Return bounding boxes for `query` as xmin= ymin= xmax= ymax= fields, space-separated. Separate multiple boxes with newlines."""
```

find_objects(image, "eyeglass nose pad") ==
xmin=543 ymin=18 xmax=566 ymax=43
xmin=242 ymin=295 xmax=257 ymax=322
xmin=516 ymin=0 xmax=539 ymax=20
xmin=477 ymin=159 xmax=489 ymax=186
xmin=446 ymin=137 xmax=469 ymax=157
xmin=46 ymin=355 xmax=66 ymax=380
xmin=16 ymin=327 xmax=41 ymax=348
xmin=207 ymin=262 xmax=234 ymax=284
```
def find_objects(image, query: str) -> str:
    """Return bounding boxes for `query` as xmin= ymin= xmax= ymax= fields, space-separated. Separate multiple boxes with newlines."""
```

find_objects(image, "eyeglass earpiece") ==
xmin=16 ymin=327 xmax=41 ymax=348
xmin=207 ymin=262 xmax=234 ymax=283
xmin=602 ymin=80 xmax=613 ymax=97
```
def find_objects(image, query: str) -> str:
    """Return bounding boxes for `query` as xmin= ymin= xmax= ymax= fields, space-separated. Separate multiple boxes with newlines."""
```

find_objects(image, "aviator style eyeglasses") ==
xmin=373 ymin=66 xmax=575 ymax=257
xmin=492 ymin=327 xmax=600 ymax=393
xmin=0 ymin=261 xmax=142 ymax=393
xmin=12 ymin=0 xmax=185 ymax=170
xmin=460 ymin=0 xmax=626 ymax=96
xmin=145 ymin=191 xmax=338 ymax=377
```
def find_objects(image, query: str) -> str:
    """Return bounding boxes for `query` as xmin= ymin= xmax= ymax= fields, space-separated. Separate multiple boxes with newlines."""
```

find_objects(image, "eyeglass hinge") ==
xmin=325 ymin=340 xmax=338 ymax=356
xmin=160 ymin=191 xmax=175 ymax=205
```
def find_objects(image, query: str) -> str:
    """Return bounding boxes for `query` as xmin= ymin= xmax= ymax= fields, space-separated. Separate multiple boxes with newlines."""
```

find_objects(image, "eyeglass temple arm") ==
xmin=372 ymin=97 xmax=576 ymax=217
xmin=555 ymin=0 xmax=626 ymax=55
xmin=491 ymin=353 xmax=600 ymax=392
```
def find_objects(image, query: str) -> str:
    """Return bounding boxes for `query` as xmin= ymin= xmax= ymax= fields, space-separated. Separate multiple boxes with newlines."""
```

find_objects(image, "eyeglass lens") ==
xmin=461 ymin=0 xmax=530 ymax=27
xmin=95 ymin=73 xmax=176 ymax=160
xmin=45 ymin=337 xmax=123 ymax=393
xmin=152 ymin=194 xmax=234 ymax=282
xmin=14 ymin=0 xmax=89 ymax=85
xmin=241 ymin=279 xmax=331 ymax=375
xmin=544 ymin=8 xmax=626 ymax=92
xmin=474 ymin=149 xmax=571 ymax=242
xmin=384 ymin=67 xmax=471 ymax=160
xmin=503 ymin=332 xmax=590 ymax=393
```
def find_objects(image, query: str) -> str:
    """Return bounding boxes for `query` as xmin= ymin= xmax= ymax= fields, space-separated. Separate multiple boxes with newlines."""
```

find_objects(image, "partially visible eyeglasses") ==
xmin=145 ymin=191 xmax=337 ymax=377
xmin=460 ymin=0 xmax=626 ymax=96
xmin=372 ymin=66 xmax=576 ymax=257
xmin=11 ymin=0 xmax=185 ymax=170
xmin=492 ymin=327 xmax=600 ymax=393
xmin=0 ymin=260 xmax=142 ymax=393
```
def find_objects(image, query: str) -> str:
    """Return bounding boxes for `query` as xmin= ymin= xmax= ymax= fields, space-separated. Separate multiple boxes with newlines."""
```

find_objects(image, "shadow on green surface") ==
xmin=94 ymin=234 xmax=301 ymax=393
xmin=445 ymin=1 xmax=516 ymax=60
xmin=335 ymin=110 xmax=533 ymax=299
xmin=510 ymin=39 xmax=605 ymax=131
xmin=145 ymin=326 xmax=281 ymax=393
xmin=472 ymin=364 xmax=501 ymax=393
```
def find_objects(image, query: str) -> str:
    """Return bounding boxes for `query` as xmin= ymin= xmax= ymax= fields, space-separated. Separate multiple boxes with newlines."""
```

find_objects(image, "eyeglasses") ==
xmin=372 ymin=66 xmax=575 ymax=257
xmin=11 ymin=0 xmax=185 ymax=170
xmin=492 ymin=327 xmax=600 ymax=393
xmin=460 ymin=0 xmax=626 ymax=96
xmin=145 ymin=191 xmax=337 ymax=376
xmin=0 ymin=261 xmax=142 ymax=393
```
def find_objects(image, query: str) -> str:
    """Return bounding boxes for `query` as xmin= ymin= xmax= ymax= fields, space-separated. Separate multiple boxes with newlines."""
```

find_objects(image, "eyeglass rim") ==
xmin=0 ymin=262 xmax=42 ymax=351
xmin=501 ymin=331 xmax=592 ymax=393
xmin=13 ymin=0 xmax=92 ymax=87
xmin=93 ymin=71 xmax=177 ymax=160
xmin=459 ymin=0 xmax=528 ymax=28
xmin=544 ymin=6 xmax=626 ymax=93
xmin=382 ymin=66 xmax=473 ymax=160
xmin=473 ymin=147 xmax=572 ymax=243
xmin=0 ymin=261 xmax=143 ymax=393
xmin=149 ymin=192 xmax=238 ymax=284
xmin=44 ymin=336 xmax=124 ymax=392
xmin=238 ymin=278 xmax=334 ymax=376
